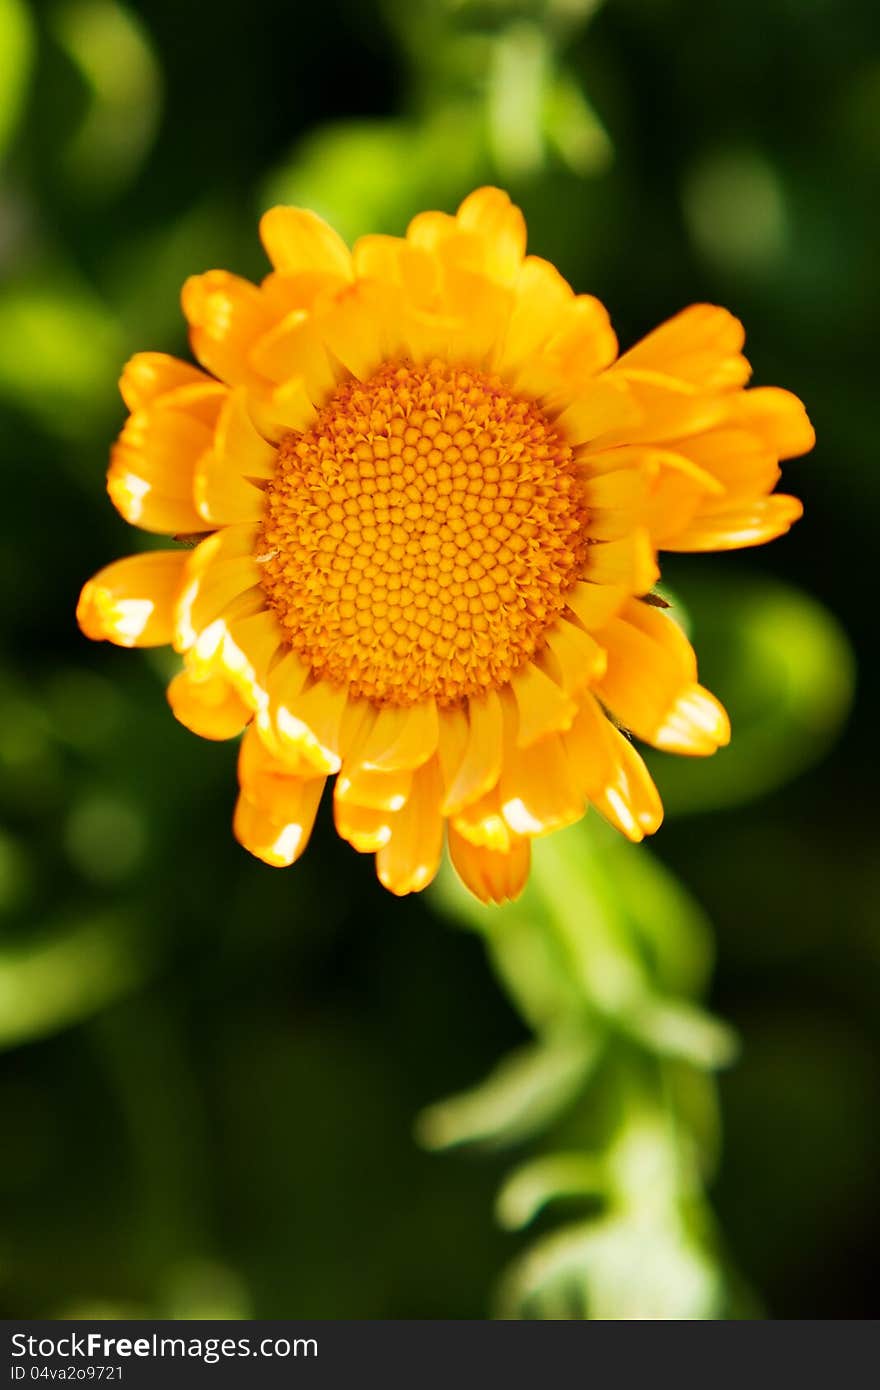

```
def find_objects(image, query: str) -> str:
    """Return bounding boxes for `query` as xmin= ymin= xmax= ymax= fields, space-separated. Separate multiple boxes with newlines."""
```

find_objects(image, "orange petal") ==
xmin=333 ymin=797 xmax=393 ymax=853
xmin=233 ymin=775 xmax=325 ymax=868
xmin=563 ymin=694 xmax=663 ymax=841
xmin=447 ymin=825 xmax=530 ymax=905
xmin=441 ymin=691 xmax=503 ymax=814
xmin=450 ymin=785 xmax=512 ymax=853
xmin=587 ymin=377 xmax=727 ymax=450
xmin=335 ymin=761 xmax=412 ymax=812
xmin=594 ymin=601 xmax=730 ymax=755
xmin=316 ymin=281 xmax=393 ymax=380
xmin=731 ymin=386 xmax=815 ymax=459
xmin=436 ymin=704 xmax=470 ymax=803
xmin=77 ymin=551 xmax=187 ymax=648
xmin=376 ymin=758 xmax=444 ymax=895
xmin=593 ymin=726 xmax=665 ymax=841
xmin=498 ymin=730 xmax=584 ymax=837
xmin=510 ymin=662 xmax=577 ymax=747
xmin=664 ymin=494 xmax=803 ymax=551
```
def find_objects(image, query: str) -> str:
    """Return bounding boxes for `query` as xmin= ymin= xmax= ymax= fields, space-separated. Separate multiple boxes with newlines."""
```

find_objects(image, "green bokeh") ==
xmin=0 ymin=0 xmax=875 ymax=1318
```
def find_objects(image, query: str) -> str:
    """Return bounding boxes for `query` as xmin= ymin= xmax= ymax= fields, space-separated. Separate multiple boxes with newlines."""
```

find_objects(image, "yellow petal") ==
xmin=615 ymin=304 xmax=750 ymax=391
xmin=352 ymin=234 xmax=408 ymax=284
xmin=359 ymin=699 xmax=439 ymax=773
xmin=261 ymin=267 xmax=348 ymax=318
xmin=542 ymin=294 xmax=618 ymax=382
xmin=447 ymin=825 xmax=530 ymax=905
xmin=259 ymin=206 xmax=353 ymax=279
xmin=541 ymin=618 xmax=607 ymax=695
xmin=193 ymin=391 xmax=269 ymax=526
xmin=581 ymin=466 xmax=648 ymax=540
xmin=119 ymin=353 xmax=210 ymax=412
xmin=174 ymin=525 xmax=262 ymax=650
xmin=194 ymin=453 xmax=264 ymax=527
xmin=239 ymin=723 xmax=325 ymax=810
xmin=584 ymin=530 xmax=659 ymax=594
xmin=643 ymin=466 xmax=711 ymax=545
xmin=586 ymin=377 xmax=727 ymax=450
xmin=187 ymin=606 xmax=283 ymax=714
xmin=564 ymin=580 xmax=629 ymax=631
xmin=77 ymin=551 xmax=187 ymax=648
xmin=510 ymin=662 xmax=578 ymax=747
xmin=493 ymin=256 xmax=572 ymax=371
xmin=432 ymin=264 xmax=513 ymax=367
xmin=107 ymin=392 xmax=223 ymax=535
xmin=406 ymin=209 xmax=461 ymax=256
xmin=181 ymin=270 xmax=273 ymax=388
xmin=249 ymin=309 xmax=338 ymax=404
xmin=214 ymin=387 xmax=277 ymax=479
xmin=456 ymin=187 xmax=527 ymax=283
xmin=553 ymin=379 xmax=638 ymax=446
xmin=593 ymin=727 xmax=664 ymax=841
xmin=670 ymin=427 xmax=778 ymax=504
xmin=316 ymin=281 xmax=393 ymax=380
xmin=274 ymin=678 xmax=349 ymax=775
xmin=167 ymin=666 xmax=250 ymax=740
xmin=253 ymin=378 xmax=319 ymax=437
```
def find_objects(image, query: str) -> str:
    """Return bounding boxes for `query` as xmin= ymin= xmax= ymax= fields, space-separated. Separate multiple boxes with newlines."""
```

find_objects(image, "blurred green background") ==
xmin=0 ymin=0 xmax=876 ymax=1319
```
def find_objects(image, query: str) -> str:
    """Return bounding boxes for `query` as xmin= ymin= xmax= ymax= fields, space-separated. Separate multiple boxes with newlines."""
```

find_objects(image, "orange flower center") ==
xmin=257 ymin=359 xmax=589 ymax=706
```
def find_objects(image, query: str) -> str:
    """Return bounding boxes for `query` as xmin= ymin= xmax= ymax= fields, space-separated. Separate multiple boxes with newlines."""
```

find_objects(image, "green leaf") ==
xmin=0 ymin=0 xmax=34 ymax=165
xmin=497 ymin=1209 xmax=724 ymax=1320
xmin=496 ymin=1152 xmax=608 ymax=1231
xmin=50 ymin=0 xmax=161 ymax=196
xmin=0 ymin=275 xmax=121 ymax=433
xmin=0 ymin=916 xmax=148 ymax=1049
xmin=417 ymin=1030 xmax=601 ymax=1152
xmin=650 ymin=571 xmax=854 ymax=816
xmin=261 ymin=111 xmax=487 ymax=245
xmin=622 ymin=997 xmax=738 ymax=1070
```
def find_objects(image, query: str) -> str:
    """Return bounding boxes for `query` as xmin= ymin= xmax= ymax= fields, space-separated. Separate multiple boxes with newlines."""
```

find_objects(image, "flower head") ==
xmin=77 ymin=188 xmax=813 ymax=902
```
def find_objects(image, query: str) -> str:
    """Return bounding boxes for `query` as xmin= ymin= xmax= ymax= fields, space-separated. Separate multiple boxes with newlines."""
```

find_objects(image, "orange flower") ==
xmin=77 ymin=188 xmax=813 ymax=902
